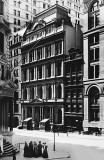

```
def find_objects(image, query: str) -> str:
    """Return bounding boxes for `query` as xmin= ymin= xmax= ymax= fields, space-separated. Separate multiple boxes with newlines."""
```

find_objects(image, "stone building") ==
xmin=0 ymin=0 xmax=16 ymax=152
xmin=83 ymin=0 xmax=104 ymax=132
xmin=64 ymin=47 xmax=83 ymax=131
xmin=20 ymin=4 xmax=82 ymax=130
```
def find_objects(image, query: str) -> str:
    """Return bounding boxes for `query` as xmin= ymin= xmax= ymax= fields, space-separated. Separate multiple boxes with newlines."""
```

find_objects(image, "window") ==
xmin=0 ymin=1 xmax=4 ymax=15
xmin=14 ymin=27 xmax=17 ymax=32
xmin=18 ymin=1 xmax=20 ymax=8
xmin=14 ymin=9 xmax=16 ymax=16
xmin=46 ymin=45 xmax=51 ymax=58
xmin=14 ymin=18 xmax=16 ymax=24
xmin=89 ymin=87 xmax=100 ymax=122
xmin=22 ymin=70 xmax=27 ymax=81
xmin=55 ymin=41 xmax=62 ymax=55
xmin=14 ymin=59 xmax=18 ymax=67
xmin=33 ymin=9 xmax=36 ymax=15
xmin=18 ymin=11 xmax=20 ymax=17
xmin=26 ymin=13 xmax=28 ymax=19
xmin=38 ymin=66 xmax=42 ymax=79
xmin=0 ymin=32 xmax=4 ymax=53
xmin=43 ymin=3 xmax=46 ymax=9
xmin=56 ymin=62 xmax=61 ymax=76
xmin=29 ymin=68 xmax=34 ymax=80
xmin=33 ymin=0 xmax=36 ymax=6
xmin=26 ymin=5 xmax=28 ymax=11
xmin=89 ymin=1 xmax=99 ymax=29
xmin=29 ymin=51 xmax=34 ymax=62
xmin=14 ymin=49 xmax=18 ymax=56
xmin=18 ymin=20 xmax=20 ymax=25
xmin=89 ymin=64 xmax=99 ymax=79
xmin=14 ymin=69 xmax=18 ymax=77
xmin=89 ymin=32 xmax=99 ymax=45
xmin=46 ymin=64 xmax=51 ymax=78
xmin=62 ymin=1 xmax=64 ymax=6
xmin=89 ymin=47 xmax=99 ymax=62
xmin=14 ymin=1 xmax=16 ymax=7
xmin=37 ymin=48 xmax=42 ymax=60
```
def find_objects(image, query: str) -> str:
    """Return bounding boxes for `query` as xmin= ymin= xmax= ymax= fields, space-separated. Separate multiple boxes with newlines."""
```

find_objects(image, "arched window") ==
xmin=89 ymin=1 xmax=99 ymax=29
xmin=88 ymin=86 xmax=100 ymax=122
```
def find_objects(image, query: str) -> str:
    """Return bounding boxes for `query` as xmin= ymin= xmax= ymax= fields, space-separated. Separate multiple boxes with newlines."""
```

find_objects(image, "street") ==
xmin=1 ymin=128 xmax=104 ymax=160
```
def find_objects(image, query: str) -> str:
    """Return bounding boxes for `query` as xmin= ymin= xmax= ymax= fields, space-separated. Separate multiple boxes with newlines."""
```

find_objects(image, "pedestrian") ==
xmin=38 ymin=141 xmax=43 ymax=157
xmin=42 ymin=144 xmax=48 ymax=158
xmin=13 ymin=148 xmax=16 ymax=160
xmin=33 ymin=142 xmax=38 ymax=158
xmin=29 ymin=141 xmax=33 ymax=157
xmin=24 ymin=141 xmax=28 ymax=157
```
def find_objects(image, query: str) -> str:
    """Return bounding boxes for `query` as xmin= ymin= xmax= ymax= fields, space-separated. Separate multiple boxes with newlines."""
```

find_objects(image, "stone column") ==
xmin=10 ymin=98 xmax=13 ymax=132
xmin=50 ymin=108 xmax=52 ymax=123
xmin=51 ymin=107 xmax=53 ymax=123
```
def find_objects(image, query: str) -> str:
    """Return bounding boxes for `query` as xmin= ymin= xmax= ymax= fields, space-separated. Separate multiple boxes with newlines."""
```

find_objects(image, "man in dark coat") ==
xmin=37 ymin=141 xmax=43 ymax=157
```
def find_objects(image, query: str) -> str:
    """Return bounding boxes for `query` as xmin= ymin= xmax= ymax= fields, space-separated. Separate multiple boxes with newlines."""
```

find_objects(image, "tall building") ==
xmin=51 ymin=0 xmax=84 ymax=26
xmin=8 ymin=0 xmax=52 ymax=33
xmin=0 ymin=0 xmax=16 ymax=152
xmin=83 ymin=0 xmax=104 ymax=133
xmin=20 ymin=4 xmax=82 ymax=130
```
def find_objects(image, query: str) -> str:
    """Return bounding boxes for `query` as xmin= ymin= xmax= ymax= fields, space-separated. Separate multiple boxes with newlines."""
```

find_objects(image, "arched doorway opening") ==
xmin=88 ymin=86 xmax=100 ymax=122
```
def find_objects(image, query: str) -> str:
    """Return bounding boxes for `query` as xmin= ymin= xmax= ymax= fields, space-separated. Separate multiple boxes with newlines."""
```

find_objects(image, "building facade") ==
xmin=0 ymin=0 xmax=16 ymax=151
xmin=64 ymin=47 xmax=83 ymax=131
xmin=83 ymin=0 xmax=104 ymax=132
xmin=8 ymin=0 xmax=52 ymax=33
xmin=20 ymin=4 xmax=82 ymax=129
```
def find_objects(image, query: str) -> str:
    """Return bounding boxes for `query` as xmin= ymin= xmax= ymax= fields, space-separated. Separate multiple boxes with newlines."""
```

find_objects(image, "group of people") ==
xmin=24 ymin=141 xmax=48 ymax=158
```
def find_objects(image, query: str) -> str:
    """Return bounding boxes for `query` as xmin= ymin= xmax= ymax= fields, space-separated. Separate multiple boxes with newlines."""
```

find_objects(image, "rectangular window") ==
xmin=46 ymin=45 xmax=51 ymax=58
xmin=14 ymin=1 xmax=16 ymax=7
xmin=33 ymin=0 xmax=36 ymax=6
xmin=26 ymin=13 xmax=28 ymax=19
xmin=14 ymin=27 xmax=17 ymax=32
xmin=14 ymin=18 xmax=16 ymax=24
xmin=43 ymin=3 xmax=46 ymax=8
xmin=18 ymin=11 xmax=20 ymax=17
xmin=95 ymin=65 xmax=99 ymax=78
xmin=14 ymin=9 xmax=16 ymax=15
xmin=55 ymin=41 xmax=62 ymax=55
xmin=33 ymin=9 xmax=36 ymax=15
xmin=18 ymin=20 xmax=20 ymax=25
xmin=26 ymin=5 xmax=28 ymax=11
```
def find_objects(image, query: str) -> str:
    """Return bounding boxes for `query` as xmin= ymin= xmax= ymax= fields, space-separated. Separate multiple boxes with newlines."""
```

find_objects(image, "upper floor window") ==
xmin=55 ymin=41 xmax=62 ymax=55
xmin=0 ymin=32 xmax=4 ymax=53
xmin=26 ymin=5 xmax=28 ymax=11
xmin=14 ymin=9 xmax=16 ymax=16
xmin=14 ymin=1 xmax=16 ymax=7
xmin=26 ymin=13 xmax=29 ymax=19
xmin=46 ymin=45 xmax=51 ymax=58
xmin=0 ymin=1 xmax=4 ymax=15
xmin=89 ymin=1 xmax=99 ymax=29
xmin=18 ymin=11 xmax=20 ymax=17
xmin=89 ymin=32 xmax=99 ymax=45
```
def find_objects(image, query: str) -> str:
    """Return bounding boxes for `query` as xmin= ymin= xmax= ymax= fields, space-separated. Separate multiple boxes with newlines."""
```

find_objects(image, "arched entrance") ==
xmin=88 ymin=86 xmax=100 ymax=122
